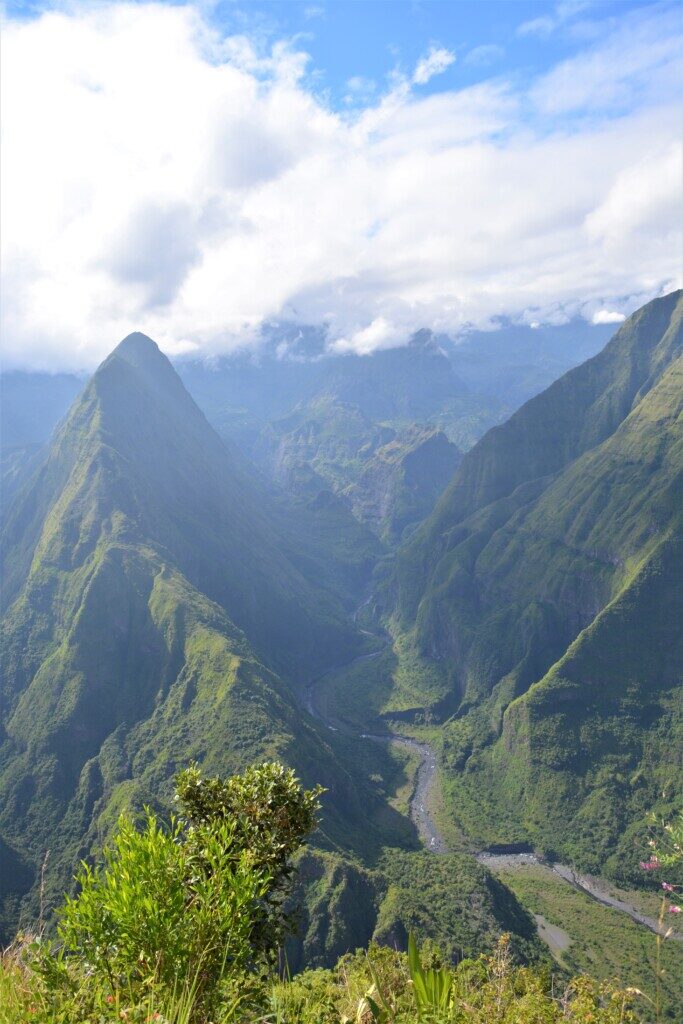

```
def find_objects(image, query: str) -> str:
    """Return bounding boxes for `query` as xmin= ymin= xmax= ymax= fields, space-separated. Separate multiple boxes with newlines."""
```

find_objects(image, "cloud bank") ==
xmin=1 ymin=1 xmax=681 ymax=370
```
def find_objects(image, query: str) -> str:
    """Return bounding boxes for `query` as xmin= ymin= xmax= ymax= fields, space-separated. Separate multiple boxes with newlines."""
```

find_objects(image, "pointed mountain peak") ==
xmin=96 ymin=331 xmax=180 ymax=387
xmin=89 ymin=331 xmax=199 ymax=420
xmin=110 ymin=331 xmax=167 ymax=370
xmin=408 ymin=328 xmax=437 ymax=351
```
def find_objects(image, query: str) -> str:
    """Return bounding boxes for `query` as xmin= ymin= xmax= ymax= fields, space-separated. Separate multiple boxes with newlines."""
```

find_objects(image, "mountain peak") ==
xmin=408 ymin=328 xmax=436 ymax=351
xmin=97 ymin=331 xmax=183 ymax=394
xmin=84 ymin=330 xmax=203 ymax=433
xmin=112 ymin=331 xmax=164 ymax=367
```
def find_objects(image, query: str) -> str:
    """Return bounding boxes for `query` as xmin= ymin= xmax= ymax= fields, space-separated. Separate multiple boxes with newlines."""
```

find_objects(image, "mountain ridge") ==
xmin=375 ymin=290 xmax=682 ymax=874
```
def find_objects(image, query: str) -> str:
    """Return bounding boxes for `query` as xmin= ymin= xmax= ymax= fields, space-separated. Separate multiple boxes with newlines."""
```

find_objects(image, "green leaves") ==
xmin=407 ymin=933 xmax=453 ymax=1019
xmin=28 ymin=762 xmax=320 ymax=1020
xmin=48 ymin=809 xmax=265 ymax=1016
xmin=176 ymin=761 xmax=324 ymax=962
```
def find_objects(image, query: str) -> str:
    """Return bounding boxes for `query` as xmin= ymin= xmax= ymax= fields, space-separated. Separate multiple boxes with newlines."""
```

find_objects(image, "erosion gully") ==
xmin=304 ymin=623 xmax=680 ymax=942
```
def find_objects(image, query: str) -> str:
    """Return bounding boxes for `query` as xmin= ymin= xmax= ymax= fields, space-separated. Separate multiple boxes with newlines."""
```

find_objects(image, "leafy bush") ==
xmin=176 ymin=761 xmax=323 ymax=961
xmin=272 ymin=934 xmax=643 ymax=1023
xmin=3 ymin=762 xmax=321 ymax=1023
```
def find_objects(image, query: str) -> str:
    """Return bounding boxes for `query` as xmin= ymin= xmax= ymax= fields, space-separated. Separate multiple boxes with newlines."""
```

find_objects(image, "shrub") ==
xmin=176 ymin=761 xmax=323 ymax=961
xmin=10 ymin=762 xmax=321 ymax=1023
xmin=272 ymin=934 xmax=643 ymax=1024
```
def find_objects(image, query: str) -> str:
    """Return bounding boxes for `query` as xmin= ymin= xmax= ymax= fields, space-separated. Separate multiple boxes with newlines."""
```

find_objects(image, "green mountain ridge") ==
xmin=0 ymin=334 xmax=385 ymax=934
xmin=257 ymin=395 xmax=463 ymax=544
xmin=379 ymin=290 xmax=682 ymax=873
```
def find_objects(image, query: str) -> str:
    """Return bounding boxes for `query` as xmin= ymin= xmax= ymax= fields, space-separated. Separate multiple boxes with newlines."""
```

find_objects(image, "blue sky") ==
xmin=6 ymin=0 xmax=662 ymax=107
xmin=206 ymin=0 xmax=656 ymax=106
xmin=1 ymin=0 xmax=681 ymax=369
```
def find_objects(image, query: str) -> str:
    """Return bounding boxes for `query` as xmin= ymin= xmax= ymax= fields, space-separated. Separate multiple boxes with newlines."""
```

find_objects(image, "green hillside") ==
xmin=0 ymin=333 xmax=543 ymax=971
xmin=380 ymin=291 xmax=682 ymax=872
xmin=0 ymin=335 xmax=385 ymax=936
xmin=260 ymin=395 xmax=462 ymax=543
xmin=182 ymin=329 xmax=502 ymax=542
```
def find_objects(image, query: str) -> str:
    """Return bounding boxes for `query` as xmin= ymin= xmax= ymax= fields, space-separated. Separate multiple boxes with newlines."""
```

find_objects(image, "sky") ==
xmin=1 ymin=0 xmax=681 ymax=370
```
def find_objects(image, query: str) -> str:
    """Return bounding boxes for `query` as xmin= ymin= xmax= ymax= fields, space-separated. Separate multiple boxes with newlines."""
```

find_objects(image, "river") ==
xmin=305 ymin=628 xmax=681 ymax=941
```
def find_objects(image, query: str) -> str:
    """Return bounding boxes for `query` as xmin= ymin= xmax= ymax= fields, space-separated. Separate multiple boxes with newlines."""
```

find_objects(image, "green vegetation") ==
xmin=274 ymin=936 xmax=642 ymax=1024
xmin=0 ymin=764 xmax=657 ymax=1024
xmin=1 ymin=293 xmax=681 ymax=1002
xmin=379 ymin=290 xmax=683 ymax=875
xmin=493 ymin=864 xmax=681 ymax=1019
xmin=263 ymin=397 xmax=463 ymax=543
xmin=1 ymin=763 xmax=321 ymax=1022
xmin=0 ymin=334 xmax=388 ymax=941
xmin=0 ymin=331 xmax=533 ymax=967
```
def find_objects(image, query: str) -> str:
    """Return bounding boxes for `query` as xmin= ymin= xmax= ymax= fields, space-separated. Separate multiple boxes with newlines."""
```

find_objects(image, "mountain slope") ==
xmin=1 ymin=334 xmax=361 ymax=680
xmin=257 ymin=396 xmax=462 ymax=544
xmin=396 ymin=290 xmax=681 ymax=624
xmin=380 ymin=291 xmax=682 ymax=873
xmin=0 ymin=334 xmax=400 ymax=937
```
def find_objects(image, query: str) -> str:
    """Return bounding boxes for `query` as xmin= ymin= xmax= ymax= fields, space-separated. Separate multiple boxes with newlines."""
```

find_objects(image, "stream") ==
xmin=305 ymin=629 xmax=681 ymax=941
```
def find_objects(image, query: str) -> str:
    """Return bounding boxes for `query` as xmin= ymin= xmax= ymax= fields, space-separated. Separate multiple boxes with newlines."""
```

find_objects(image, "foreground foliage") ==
xmin=0 ymin=763 xmax=320 ymax=1023
xmin=273 ymin=936 xmax=642 ymax=1023
xmin=2 ymin=764 xmax=676 ymax=1023
xmin=1 ymin=931 xmax=645 ymax=1024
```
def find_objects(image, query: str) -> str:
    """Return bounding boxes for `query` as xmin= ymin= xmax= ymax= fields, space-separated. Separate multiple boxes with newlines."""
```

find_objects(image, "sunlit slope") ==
xmin=383 ymin=291 xmax=682 ymax=871
xmin=1 ymin=334 xmax=362 ymax=681
xmin=394 ymin=290 xmax=682 ymax=628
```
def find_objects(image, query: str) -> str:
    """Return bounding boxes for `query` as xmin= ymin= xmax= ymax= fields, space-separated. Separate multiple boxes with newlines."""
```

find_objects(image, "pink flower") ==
xmin=668 ymin=905 xmax=681 ymax=914
xmin=639 ymin=856 xmax=661 ymax=870
xmin=662 ymin=882 xmax=675 ymax=892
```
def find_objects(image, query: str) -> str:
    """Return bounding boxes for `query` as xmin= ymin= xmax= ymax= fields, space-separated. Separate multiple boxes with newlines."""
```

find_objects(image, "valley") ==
xmin=0 ymin=293 xmax=681 ymax=1018
xmin=303 ymin=599 xmax=682 ymax=949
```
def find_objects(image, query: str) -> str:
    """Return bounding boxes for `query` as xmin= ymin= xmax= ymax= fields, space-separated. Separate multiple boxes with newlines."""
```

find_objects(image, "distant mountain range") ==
xmin=1 ymin=319 xmax=612 ymax=545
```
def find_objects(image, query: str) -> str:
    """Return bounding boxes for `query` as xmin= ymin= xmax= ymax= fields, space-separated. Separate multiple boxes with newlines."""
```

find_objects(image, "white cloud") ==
xmin=412 ymin=46 xmax=456 ymax=86
xmin=518 ymin=0 xmax=592 ymax=38
xmin=0 ymin=1 xmax=681 ymax=370
xmin=331 ymin=316 xmax=405 ymax=355
xmin=464 ymin=44 xmax=505 ymax=68
xmin=592 ymin=309 xmax=625 ymax=324
xmin=531 ymin=5 xmax=683 ymax=115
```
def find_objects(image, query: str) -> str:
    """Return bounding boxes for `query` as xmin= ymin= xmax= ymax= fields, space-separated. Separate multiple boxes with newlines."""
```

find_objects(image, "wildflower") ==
xmin=668 ymin=905 xmax=681 ymax=914
xmin=662 ymin=882 xmax=675 ymax=892
xmin=639 ymin=856 xmax=660 ymax=870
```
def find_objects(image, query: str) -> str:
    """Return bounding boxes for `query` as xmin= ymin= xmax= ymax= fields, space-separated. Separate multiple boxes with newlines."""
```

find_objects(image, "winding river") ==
xmin=305 ymin=629 xmax=681 ymax=941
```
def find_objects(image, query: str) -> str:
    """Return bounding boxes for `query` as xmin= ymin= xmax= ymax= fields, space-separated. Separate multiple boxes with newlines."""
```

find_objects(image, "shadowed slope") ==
xmin=0 ymin=333 xmax=399 ymax=938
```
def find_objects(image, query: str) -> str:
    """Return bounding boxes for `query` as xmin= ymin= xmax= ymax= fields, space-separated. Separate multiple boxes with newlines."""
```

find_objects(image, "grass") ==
xmin=494 ymin=864 xmax=683 ymax=1021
